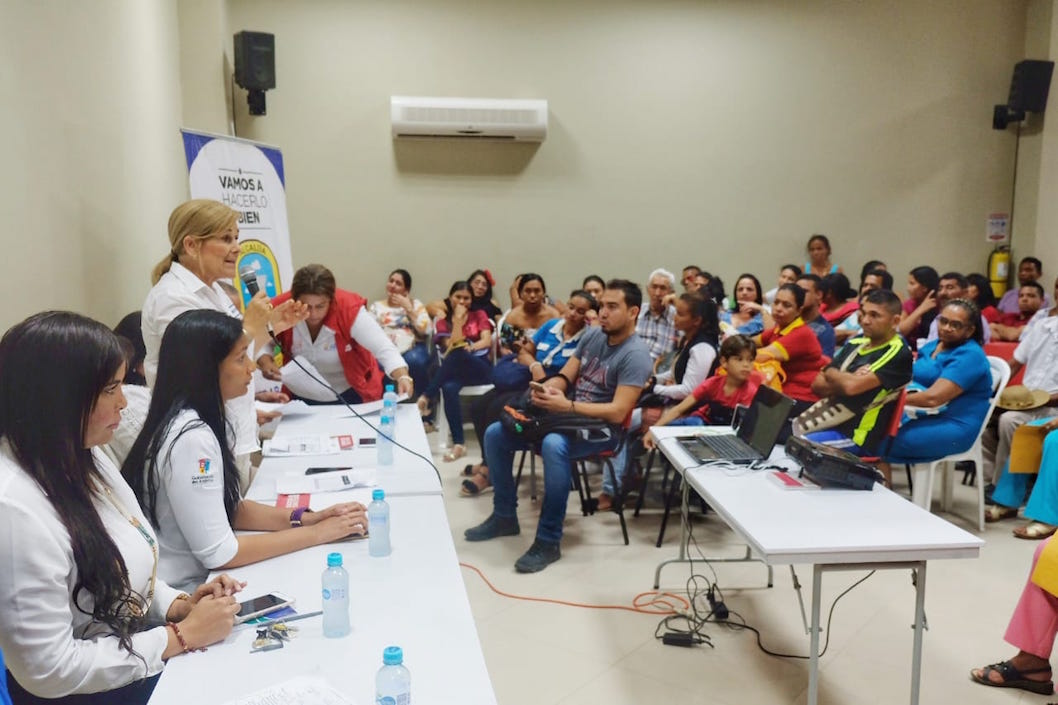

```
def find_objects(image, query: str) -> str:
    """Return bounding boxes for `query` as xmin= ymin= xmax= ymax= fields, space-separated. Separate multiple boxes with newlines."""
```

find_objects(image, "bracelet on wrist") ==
xmin=167 ymin=621 xmax=204 ymax=653
xmin=290 ymin=507 xmax=314 ymax=527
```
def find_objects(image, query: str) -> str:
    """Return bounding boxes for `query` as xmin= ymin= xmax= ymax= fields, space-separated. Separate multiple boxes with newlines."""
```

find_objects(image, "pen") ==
xmin=259 ymin=610 xmax=323 ymax=627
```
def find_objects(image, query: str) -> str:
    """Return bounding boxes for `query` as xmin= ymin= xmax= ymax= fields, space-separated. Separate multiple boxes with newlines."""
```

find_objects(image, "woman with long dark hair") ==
xmin=720 ymin=273 xmax=766 ymax=337
xmin=0 ymin=312 xmax=241 ymax=704
xmin=123 ymin=310 xmax=368 ymax=592
xmin=417 ymin=281 xmax=494 ymax=462
xmin=898 ymin=265 xmax=941 ymax=350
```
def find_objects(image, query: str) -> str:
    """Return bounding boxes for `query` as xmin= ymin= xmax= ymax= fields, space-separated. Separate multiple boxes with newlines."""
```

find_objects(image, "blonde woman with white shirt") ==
xmin=0 ymin=312 xmax=242 ymax=704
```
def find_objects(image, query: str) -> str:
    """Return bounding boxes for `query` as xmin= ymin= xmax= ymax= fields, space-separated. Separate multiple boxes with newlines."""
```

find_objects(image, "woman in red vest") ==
xmin=260 ymin=265 xmax=412 ymax=404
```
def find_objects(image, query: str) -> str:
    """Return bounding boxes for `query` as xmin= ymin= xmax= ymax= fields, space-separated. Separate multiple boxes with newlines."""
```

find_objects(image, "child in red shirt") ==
xmin=645 ymin=335 xmax=762 ymax=448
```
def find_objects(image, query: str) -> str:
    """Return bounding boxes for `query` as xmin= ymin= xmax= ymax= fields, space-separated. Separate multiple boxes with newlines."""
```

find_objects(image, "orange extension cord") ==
xmin=459 ymin=562 xmax=690 ymax=615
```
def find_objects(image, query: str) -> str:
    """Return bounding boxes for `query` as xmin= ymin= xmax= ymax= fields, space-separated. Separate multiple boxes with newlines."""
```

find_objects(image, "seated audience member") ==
xmin=465 ymin=280 xmax=652 ymax=573
xmin=796 ymin=274 xmax=836 ymax=357
xmin=820 ymin=272 xmax=859 ymax=325
xmin=999 ymin=257 xmax=1053 ymax=314
xmin=417 ymin=281 xmax=494 ymax=462
xmin=797 ymin=290 xmax=913 ymax=456
xmin=981 ymin=296 xmax=1058 ymax=519
xmin=925 ymin=272 xmax=992 ymax=343
xmin=123 ymin=310 xmax=368 ymax=592
xmin=898 ymin=265 xmax=941 ymax=351
xmin=987 ymin=413 xmax=1058 ymax=535
xmin=764 ymin=264 xmax=802 ymax=308
xmin=970 ymin=537 xmax=1058 ymax=695
xmin=114 ymin=311 xmax=147 ymax=386
xmin=427 ymin=269 xmax=503 ymax=321
xmin=636 ymin=268 xmax=678 ymax=361
xmin=498 ymin=274 xmax=560 ymax=354
xmin=720 ymin=274 xmax=767 ymax=337
xmin=681 ymin=265 xmax=703 ymax=292
xmin=142 ymin=199 xmax=307 ymax=487
xmin=644 ymin=335 xmax=763 ymax=443
xmin=878 ymin=299 xmax=993 ymax=484
xmin=369 ymin=268 xmax=432 ymax=398
xmin=259 ymin=264 xmax=412 ymax=403
xmin=0 ymin=312 xmax=242 ymax=703
xmin=508 ymin=273 xmax=567 ymax=314
xmin=581 ymin=275 xmax=605 ymax=324
xmin=834 ymin=267 xmax=894 ymax=344
xmin=756 ymin=283 xmax=824 ymax=417
xmin=991 ymin=282 xmax=1046 ymax=341
xmin=967 ymin=272 xmax=1001 ymax=323
xmin=646 ymin=293 xmax=720 ymax=404
xmin=805 ymin=233 xmax=841 ymax=277
xmin=860 ymin=259 xmax=887 ymax=277
xmin=463 ymin=290 xmax=597 ymax=497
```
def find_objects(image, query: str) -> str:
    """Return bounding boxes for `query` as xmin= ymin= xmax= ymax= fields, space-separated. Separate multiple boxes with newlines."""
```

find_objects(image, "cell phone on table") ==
xmin=235 ymin=592 xmax=295 ymax=624
xmin=305 ymin=466 xmax=352 ymax=475
xmin=359 ymin=438 xmax=376 ymax=447
xmin=529 ymin=381 xmax=547 ymax=393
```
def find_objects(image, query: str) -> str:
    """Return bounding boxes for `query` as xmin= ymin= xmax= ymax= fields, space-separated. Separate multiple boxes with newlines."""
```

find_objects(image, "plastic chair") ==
xmin=570 ymin=410 xmax=637 ymax=545
xmin=908 ymin=356 xmax=1011 ymax=531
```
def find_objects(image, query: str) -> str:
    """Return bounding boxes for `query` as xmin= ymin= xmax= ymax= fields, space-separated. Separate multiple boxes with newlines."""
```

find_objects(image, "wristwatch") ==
xmin=289 ymin=507 xmax=314 ymax=527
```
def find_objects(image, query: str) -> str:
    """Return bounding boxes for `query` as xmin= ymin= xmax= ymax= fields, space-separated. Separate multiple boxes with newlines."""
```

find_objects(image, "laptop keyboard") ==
xmin=703 ymin=434 xmax=755 ymax=458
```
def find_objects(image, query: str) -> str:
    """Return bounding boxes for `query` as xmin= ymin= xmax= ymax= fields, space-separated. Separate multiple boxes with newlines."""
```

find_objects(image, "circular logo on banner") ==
xmin=237 ymin=240 xmax=281 ymax=309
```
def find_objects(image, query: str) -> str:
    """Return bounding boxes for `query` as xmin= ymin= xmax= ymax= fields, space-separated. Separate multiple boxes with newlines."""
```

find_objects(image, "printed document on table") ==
xmin=262 ymin=435 xmax=342 ymax=456
xmin=222 ymin=676 xmax=358 ymax=705
xmin=274 ymin=468 xmax=377 ymax=495
xmin=254 ymin=399 xmax=314 ymax=417
xmin=281 ymin=356 xmax=337 ymax=402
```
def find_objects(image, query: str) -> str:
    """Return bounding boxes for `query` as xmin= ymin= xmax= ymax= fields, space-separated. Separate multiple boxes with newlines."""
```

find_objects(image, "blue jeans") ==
xmin=484 ymin=421 xmax=620 ymax=543
xmin=402 ymin=342 xmax=433 ymax=398
xmin=422 ymin=349 xmax=492 ymax=444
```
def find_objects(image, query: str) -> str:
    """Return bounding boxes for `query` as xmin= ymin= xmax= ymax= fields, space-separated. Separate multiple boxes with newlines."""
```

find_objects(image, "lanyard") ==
xmin=99 ymin=484 xmax=157 ymax=619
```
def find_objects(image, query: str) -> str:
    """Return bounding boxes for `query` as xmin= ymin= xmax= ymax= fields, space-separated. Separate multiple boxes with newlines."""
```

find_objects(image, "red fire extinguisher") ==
xmin=988 ymin=245 xmax=1011 ymax=299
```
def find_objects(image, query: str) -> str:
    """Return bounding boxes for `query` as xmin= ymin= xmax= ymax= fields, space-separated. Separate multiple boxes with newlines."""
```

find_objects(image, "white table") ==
xmin=149 ymin=495 xmax=496 ymax=705
xmin=650 ymin=426 xmax=983 ymax=705
xmin=248 ymin=404 xmax=442 ymax=500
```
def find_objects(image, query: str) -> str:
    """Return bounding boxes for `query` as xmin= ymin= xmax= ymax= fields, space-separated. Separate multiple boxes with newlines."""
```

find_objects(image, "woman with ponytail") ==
xmin=0 ymin=312 xmax=241 ymax=704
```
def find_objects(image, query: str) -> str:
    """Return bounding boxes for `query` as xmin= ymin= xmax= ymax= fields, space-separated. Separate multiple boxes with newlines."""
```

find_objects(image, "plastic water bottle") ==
xmin=382 ymin=384 xmax=399 ymax=430
xmin=368 ymin=489 xmax=391 ymax=557
xmin=375 ymin=646 xmax=411 ymax=705
xmin=377 ymin=412 xmax=394 ymax=466
xmin=321 ymin=552 xmax=350 ymax=638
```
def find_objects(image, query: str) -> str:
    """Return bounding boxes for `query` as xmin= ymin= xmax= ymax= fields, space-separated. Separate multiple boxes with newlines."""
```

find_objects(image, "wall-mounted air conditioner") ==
xmin=390 ymin=96 xmax=548 ymax=142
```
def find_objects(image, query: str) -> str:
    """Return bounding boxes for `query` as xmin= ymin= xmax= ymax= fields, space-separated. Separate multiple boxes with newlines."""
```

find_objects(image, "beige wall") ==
xmin=1029 ymin=0 xmax=1058 ymax=275
xmin=0 ymin=0 xmax=188 ymax=331
xmin=222 ymin=0 xmax=1029 ymax=305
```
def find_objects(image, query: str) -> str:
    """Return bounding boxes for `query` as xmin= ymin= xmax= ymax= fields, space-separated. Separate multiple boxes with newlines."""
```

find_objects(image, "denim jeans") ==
xmin=483 ymin=421 xmax=620 ymax=543
xmin=422 ymin=349 xmax=492 ymax=444
xmin=402 ymin=342 xmax=433 ymax=398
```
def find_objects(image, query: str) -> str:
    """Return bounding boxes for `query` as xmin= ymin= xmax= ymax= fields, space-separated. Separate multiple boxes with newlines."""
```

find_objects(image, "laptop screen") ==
xmin=736 ymin=385 xmax=795 ymax=457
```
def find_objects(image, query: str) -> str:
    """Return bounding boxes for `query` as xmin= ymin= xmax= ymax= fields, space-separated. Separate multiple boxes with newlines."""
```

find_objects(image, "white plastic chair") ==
xmin=909 ymin=355 xmax=1011 ymax=531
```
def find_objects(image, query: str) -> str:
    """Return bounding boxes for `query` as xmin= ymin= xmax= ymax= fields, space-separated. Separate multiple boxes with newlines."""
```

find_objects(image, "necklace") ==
xmin=99 ymin=484 xmax=157 ymax=619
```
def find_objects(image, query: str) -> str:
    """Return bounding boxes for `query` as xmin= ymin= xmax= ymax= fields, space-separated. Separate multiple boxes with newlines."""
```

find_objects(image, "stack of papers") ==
xmin=222 ymin=676 xmax=357 ymax=705
xmin=262 ymin=435 xmax=343 ymax=456
xmin=275 ymin=469 xmax=377 ymax=495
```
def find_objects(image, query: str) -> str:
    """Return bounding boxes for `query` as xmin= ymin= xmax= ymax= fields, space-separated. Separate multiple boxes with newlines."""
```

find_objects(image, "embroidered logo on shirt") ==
xmin=192 ymin=458 xmax=217 ymax=487
xmin=198 ymin=458 xmax=211 ymax=474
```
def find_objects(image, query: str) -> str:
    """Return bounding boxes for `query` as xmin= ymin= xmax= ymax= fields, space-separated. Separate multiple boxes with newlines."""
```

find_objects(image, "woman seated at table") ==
xmin=462 ymin=290 xmax=598 ymax=496
xmin=755 ymin=283 xmax=825 ymax=420
xmin=898 ymin=265 xmax=941 ymax=351
xmin=497 ymin=273 xmax=560 ymax=354
xmin=719 ymin=274 xmax=766 ymax=338
xmin=259 ymin=264 xmax=413 ymax=403
xmin=878 ymin=299 xmax=993 ymax=484
xmin=369 ymin=268 xmax=433 ymax=398
xmin=0 ymin=311 xmax=242 ymax=703
xmin=967 ymin=272 xmax=1002 ymax=324
xmin=416 ymin=281 xmax=494 ymax=462
xmin=123 ymin=310 xmax=369 ymax=593
xmin=970 ymin=537 xmax=1058 ymax=695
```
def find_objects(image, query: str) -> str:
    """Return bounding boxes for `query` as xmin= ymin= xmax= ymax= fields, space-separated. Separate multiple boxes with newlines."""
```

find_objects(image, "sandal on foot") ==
xmin=984 ymin=505 xmax=1018 ymax=523
xmin=1014 ymin=522 xmax=1058 ymax=540
xmin=461 ymin=464 xmax=476 ymax=477
xmin=461 ymin=472 xmax=493 ymax=496
xmin=461 ymin=463 xmax=487 ymax=478
xmin=443 ymin=444 xmax=467 ymax=462
xmin=970 ymin=660 xmax=1053 ymax=694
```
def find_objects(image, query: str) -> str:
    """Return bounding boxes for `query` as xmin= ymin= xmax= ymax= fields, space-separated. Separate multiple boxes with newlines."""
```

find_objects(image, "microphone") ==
xmin=239 ymin=266 xmax=277 ymax=340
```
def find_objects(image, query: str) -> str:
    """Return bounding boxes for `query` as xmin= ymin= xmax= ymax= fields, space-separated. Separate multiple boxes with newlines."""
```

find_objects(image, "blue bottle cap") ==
xmin=383 ymin=645 xmax=403 ymax=665
xmin=385 ymin=384 xmax=395 ymax=392
xmin=327 ymin=552 xmax=343 ymax=567
xmin=372 ymin=488 xmax=385 ymax=501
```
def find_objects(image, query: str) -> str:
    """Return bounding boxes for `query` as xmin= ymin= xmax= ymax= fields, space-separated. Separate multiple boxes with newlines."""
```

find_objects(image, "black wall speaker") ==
xmin=1007 ymin=59 xmax=1054 ymax=114
xmin=233 ymin=31 xmax=275 ymax=91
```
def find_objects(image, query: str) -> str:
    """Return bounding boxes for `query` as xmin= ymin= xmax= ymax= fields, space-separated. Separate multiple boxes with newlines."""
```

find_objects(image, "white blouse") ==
xmin=0 ymin=442 xmax=182 ymax=698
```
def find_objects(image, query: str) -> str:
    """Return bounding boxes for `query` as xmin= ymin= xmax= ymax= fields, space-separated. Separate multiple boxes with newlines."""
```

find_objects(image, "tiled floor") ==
xmin=432 ymin=432 xmax=1049 ymax=705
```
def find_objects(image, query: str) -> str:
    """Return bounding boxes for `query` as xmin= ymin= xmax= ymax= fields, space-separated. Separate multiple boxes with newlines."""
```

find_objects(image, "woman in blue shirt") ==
xmin=880 ymin=299 xmax=992 ymax=482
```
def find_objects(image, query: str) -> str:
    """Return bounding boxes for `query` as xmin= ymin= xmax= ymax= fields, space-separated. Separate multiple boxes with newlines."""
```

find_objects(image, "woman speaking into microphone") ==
xmin=141 ymin=200 xmax=306 ymax=489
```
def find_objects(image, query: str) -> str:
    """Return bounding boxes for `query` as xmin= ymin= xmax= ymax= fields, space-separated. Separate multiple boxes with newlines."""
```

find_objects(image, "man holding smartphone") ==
xmin=464 ymin=280 xmax=652 ymax=573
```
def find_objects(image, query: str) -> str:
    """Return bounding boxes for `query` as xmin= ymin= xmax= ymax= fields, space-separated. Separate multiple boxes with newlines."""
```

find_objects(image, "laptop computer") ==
xmin=676 ymin=385 xmax=795 ymax=465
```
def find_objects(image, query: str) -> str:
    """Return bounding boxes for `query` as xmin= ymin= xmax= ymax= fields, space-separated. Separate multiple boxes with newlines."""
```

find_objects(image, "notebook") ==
xmin=677 ymin=385 xmax=795 ymax=465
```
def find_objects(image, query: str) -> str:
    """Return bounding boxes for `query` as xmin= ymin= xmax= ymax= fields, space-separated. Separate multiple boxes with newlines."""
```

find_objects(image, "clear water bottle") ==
xmin=368 ymin=489 xmax=391 ymax=557
xmin=321 ymin=552 xmax=350 ymax=638
xmin=377 ymin=411 xmax=394 ymax=466
xmin=375 ymin=646 xmax=411 ymax=705
xmin=382 ymin=384 xmax=398 ymax=431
